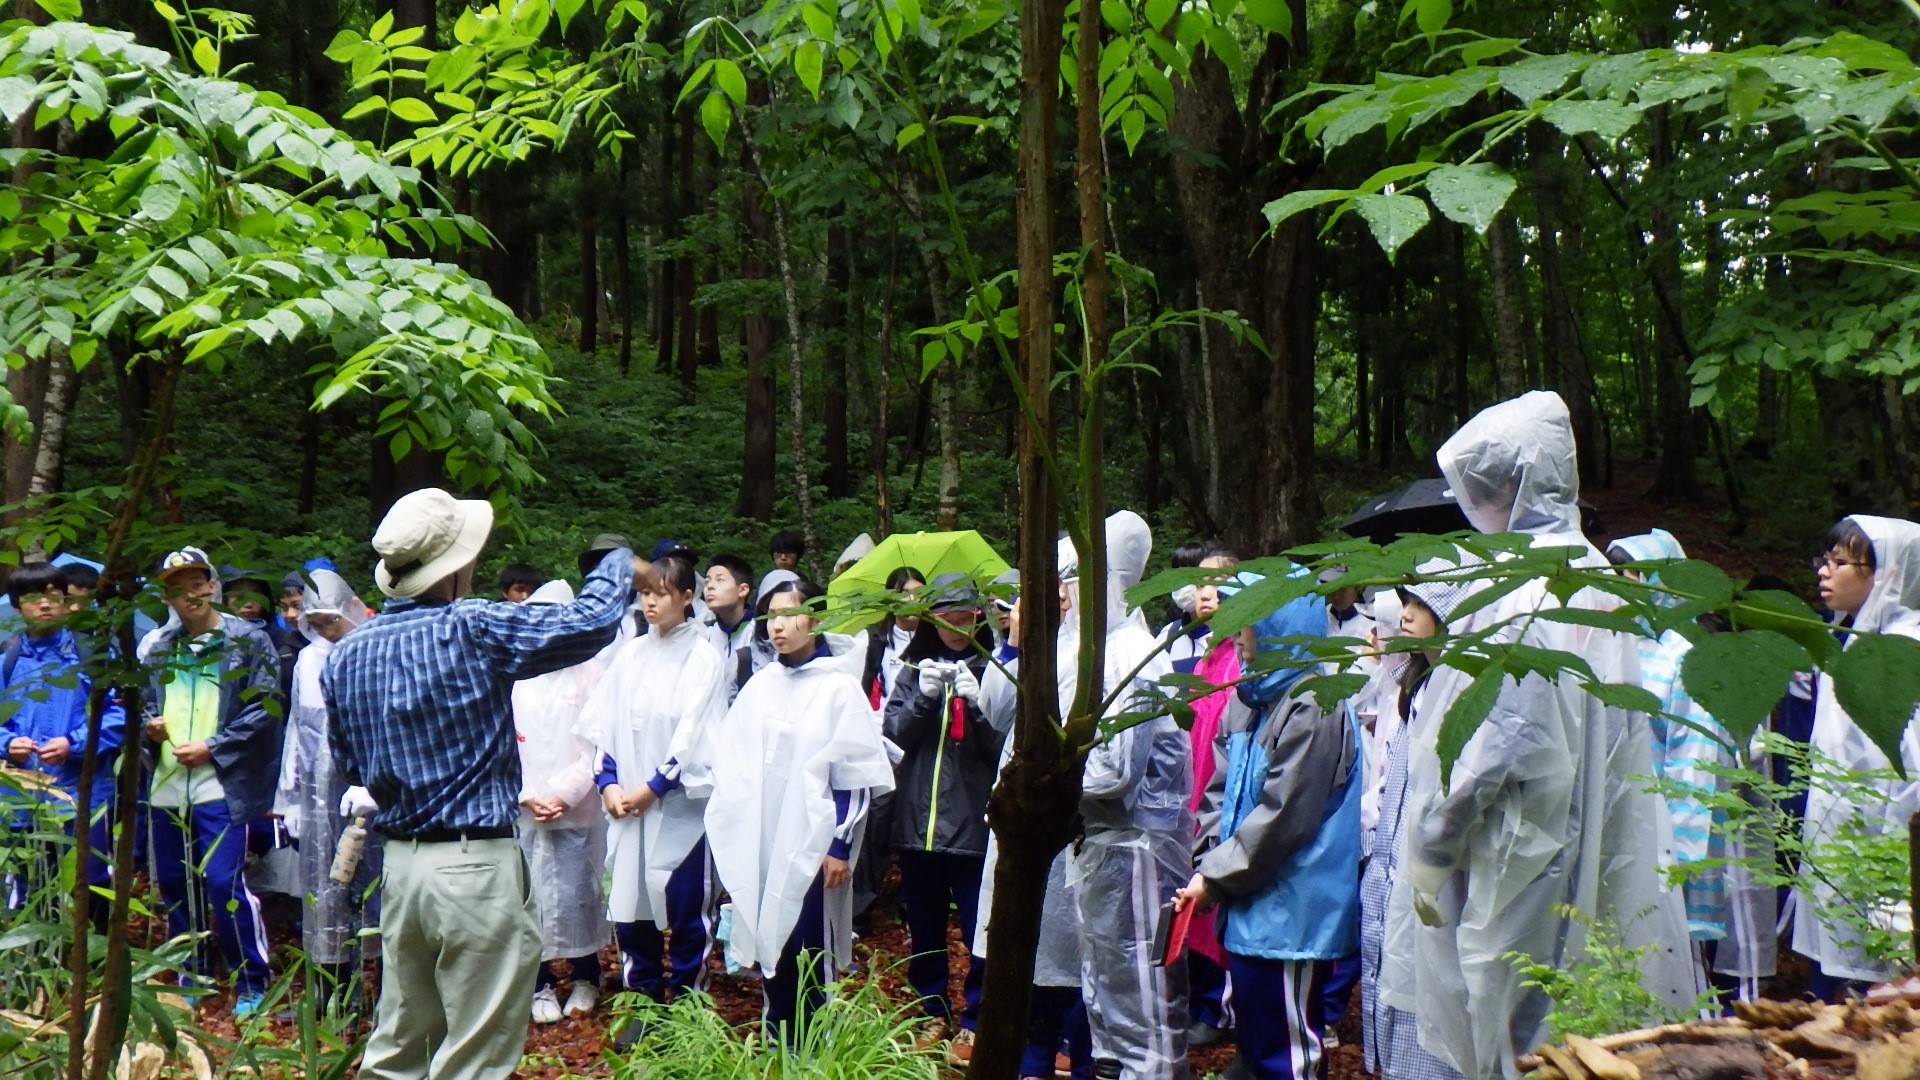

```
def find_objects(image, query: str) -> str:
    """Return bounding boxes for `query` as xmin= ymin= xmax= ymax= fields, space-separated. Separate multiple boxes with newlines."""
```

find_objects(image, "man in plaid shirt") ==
xmin=325 ymin=488 xmax=632 ymax=1079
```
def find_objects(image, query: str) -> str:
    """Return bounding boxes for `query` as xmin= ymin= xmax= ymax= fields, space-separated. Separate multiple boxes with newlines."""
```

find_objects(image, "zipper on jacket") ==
xmin=925 ymin=683 xmax=949 ymax=850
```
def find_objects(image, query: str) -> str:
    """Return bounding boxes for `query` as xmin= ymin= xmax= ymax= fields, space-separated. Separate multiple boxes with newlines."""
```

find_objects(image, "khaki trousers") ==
xmin=358 ymin=836 xmax=542 ymax=1080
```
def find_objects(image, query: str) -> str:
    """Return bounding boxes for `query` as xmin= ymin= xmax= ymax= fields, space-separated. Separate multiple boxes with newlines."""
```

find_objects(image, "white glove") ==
xmin=952 ymin=665 xmax=981 ymax=706
xmin=918 ymin=663 xmax=948 ymax=699
xmin=339 ymin=786 xmax=378 ymax=817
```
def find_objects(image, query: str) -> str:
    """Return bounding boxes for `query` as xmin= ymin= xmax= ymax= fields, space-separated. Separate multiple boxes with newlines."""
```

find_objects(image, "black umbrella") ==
xmin=1342 ymin=478 xmax=1602 ymax=545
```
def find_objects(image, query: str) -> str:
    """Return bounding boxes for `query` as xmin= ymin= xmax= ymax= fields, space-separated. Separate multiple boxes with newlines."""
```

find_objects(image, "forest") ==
xmin=9 ymin=0 xmax=1920 ymax=1078
xmin=12 ymin=0 xmax=1913 ymax=587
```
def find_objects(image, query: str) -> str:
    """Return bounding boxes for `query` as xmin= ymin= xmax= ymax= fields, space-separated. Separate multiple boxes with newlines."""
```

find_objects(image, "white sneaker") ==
xmin=531 ymin=987 xmax=562 ymax=1024
xmin=564 ymin=982 xmax=599 ymax=1017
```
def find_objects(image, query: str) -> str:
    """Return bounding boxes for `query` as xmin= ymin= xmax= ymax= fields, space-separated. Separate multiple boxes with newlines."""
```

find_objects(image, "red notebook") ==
xmin=1152 ymin=899 xmax=1194 ymax=968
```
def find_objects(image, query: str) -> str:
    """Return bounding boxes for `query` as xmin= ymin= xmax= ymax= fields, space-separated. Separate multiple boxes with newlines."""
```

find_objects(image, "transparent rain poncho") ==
xmin=506 ymin=580 xmax=618 ymax=960
xmin=1793 ymin=514 xmax=1920 ymax=982
xmin=1060 ymin=511 xmax=1193 ymax=1080
xmin=274 ymin=569 xmax=376 ymax=965
xmin=1382 ymin=392 xmax=1694 ymax=1080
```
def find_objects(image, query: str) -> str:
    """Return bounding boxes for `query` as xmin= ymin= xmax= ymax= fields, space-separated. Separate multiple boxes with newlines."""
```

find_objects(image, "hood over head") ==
xmin=1059 ymin=510 xmax=1154 ymax=641
xmin=298 ymin=569 xmax=369 ymax=644
xmin=1606 ymin=528 xmax=1688 ymax=609
xmin=1848 ymin=515 xmax=1920 ymax=635
xmin=1235 ymin=568 xmax=1327 ymax=705
xmin=1437 ymin=390 xmax=1582 ymax=537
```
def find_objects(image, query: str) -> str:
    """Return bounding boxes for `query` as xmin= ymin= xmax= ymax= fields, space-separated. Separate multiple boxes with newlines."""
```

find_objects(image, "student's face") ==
xmin=641 ymin=586 xmax=692 ymax=629
xmin=279 ymin=588 xmax=303 ymax=620
xmin=704 ymin=567 xmax=749 ymax=613
xmin=227 ymin=582 xmax=267 ymax=621
xmin=164 ymin=570 xmax=216 ymax=617
xmin=1400 ymin=598 xmax=1440 ymax=641
xmin=1328 ymin=586 xmax=1361 ymax=616
xmin=503 ymin=582 xmax=534 ymax=604
xmin=1817 ymin=548 xmax=1874 ymax=618
xmin=895 ymin=578 xmax=925 ymax=633
xmin=18 ymin=588 xmax=66 ymax=629
xmin=767 ymin=591 xmax=817 ymax=657
xmin=1234 ymin=625 xmax=1258 ymax=665
xmin=1193 ymin=584 xmax=1222 ymax=623
xmin=773 ymin=551 xmax=800 ymax=571
xmin=933 ymin=607 xmax=979 ymax=651
xmin=306 ymin=613 xmax=348 ymax=643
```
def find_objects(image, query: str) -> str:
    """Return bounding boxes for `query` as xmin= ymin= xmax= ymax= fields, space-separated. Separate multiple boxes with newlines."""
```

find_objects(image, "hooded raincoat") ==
xmin=274 ymin=569 xmax=374 ymax=964
xmin=578 ymin=614 xmax=728 ymax=930
xmin=506 ymin=580 xmax=616 ymax=961
xmin=1063 ymin=511 xmax=1194 ymax=1080
xmin=1792 ymin=514 xmax=1920 ymax=983
xmin=1383 ymin=392 xmax=1694 ymax=1080
xmin=703 ymin=632 xmax=895 ymax=978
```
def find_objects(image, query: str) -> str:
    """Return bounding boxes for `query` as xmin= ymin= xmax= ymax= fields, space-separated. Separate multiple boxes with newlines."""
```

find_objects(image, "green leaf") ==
xmin=1296 ymin=671 xmax=1369 ymax=710
xmin=1437 ymin=664 xmax=1504 ymax=790
xmin=1261 ymin=187 xmax=1350 ymax=229
xmin=896 ymin=121 xmax=925 ymax=149
xmin=1497 ymin=53 xmax=1584 ymax=106
xmin=1540 ymin=98 xmax=1641 ymax=141
xmin=32 ymin=0 xmax=81 ymax=19
xmin=1413 ymin=0 xmax=1450 ymax=35
xmin=1586 ymin=680 xmax=1662 ymax=716
xmin=1680 ymin=630 xmax=1809 ymax=749
xmin=140 ymin=183 xmax=183 ymax=223
xmin=1426 ymin=162 xmax=1517 ymax=234
xmin=794 ymin=42 xmax=824 ymax=99
xmin=802 ymin=2 xmax=835 ymax=39
xmin=1831 ymin=632 xmax=1920 ymax=775
xmin=1353 ymin=192 xmax=1430 ymax=259
xmin=1725 ymin=64 xmax=1772 ymax=123
xmin=190 ymin=38 xmax=219 ymax=77
xmin=555 ymin=0 xmax=586 ymax=33
xmin=1121 ymin=108 xmax=1146 ymax=152
xmin=389 ymin=97 xmax=438 ymax=124
xmin=713 ymin=58 xmax=747 ymax=108
xmin=1241 ymin=0 xmax=1291 ymax=37
xmin=698 ymin=90 xmax=731 ymax=148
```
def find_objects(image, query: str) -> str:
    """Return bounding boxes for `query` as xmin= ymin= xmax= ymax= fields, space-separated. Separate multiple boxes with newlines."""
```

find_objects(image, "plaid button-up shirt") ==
xmin=323 ymin=550 xmax=632 ymax=835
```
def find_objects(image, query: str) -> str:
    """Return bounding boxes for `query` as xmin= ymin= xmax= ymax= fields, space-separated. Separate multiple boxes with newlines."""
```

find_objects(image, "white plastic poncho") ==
xmin=505 ymin=580 xmax=617 ymax=960
xmin=577 ymin=617 xmax=728 ymax=927
xmin=274 ymin=570 xmax=373 ymax=964
xmin=1383 ymin=391 xmax=1694 ymax=1080
xmin=1793 ymin=514 xmax=1920 ymax=983
xmin=703 ymin=632 xmax=895 ymax=978
xmin=1359 ymin=588 xmax=1407 ymax=843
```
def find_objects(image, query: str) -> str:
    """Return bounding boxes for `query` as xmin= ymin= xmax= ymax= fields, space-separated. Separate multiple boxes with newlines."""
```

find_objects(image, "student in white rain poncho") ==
xmin=1383 ymin=392 xmax=1694 ymax=1080
xmin=273 ymin=569 xmax=373 ymax=1000
xmin=577 ymin=558 xmax=729 ymax=1021
xmin=1794 ymin=515 xmax=1920 ymax=994
xmin=511 ymin=579 xmax=616 ymax=1025
xmin=1068 ymin=510 xmax=1193 ymax=1080
xmin=703 ymin=577 xmax=894 ymax=1035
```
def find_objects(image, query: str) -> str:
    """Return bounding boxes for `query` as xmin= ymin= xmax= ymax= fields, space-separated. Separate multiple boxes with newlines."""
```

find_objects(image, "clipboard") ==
xmin=1151 ymin=898 xmax=1194 ymax=968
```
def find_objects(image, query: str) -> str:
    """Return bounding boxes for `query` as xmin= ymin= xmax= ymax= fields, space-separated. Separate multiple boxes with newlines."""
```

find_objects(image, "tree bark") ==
xmin=577 ymin=160 xmax=599 ymax=354
xmin=294 ymin=388 xmax=320 ymax=516
xmin=874 ymin=213 xmax=899 ymax=537
xmin=1167 ymin=6 xmax=1321 ymax=552
xmin=1643 ymin=104 xmax=1699 ymax=499
xmin=741 ymin=121 xmax=823 ymax=581
xmin=676 ymin=106 xmax=698 ymax=388
xmin=655 ymin=93 xmax=677 ymax=375
xmin=969 ymin=0 xmax=1072 ymax=1075
xmin=823 ymin=221 xmax=851 ymax=498
xmin=1486 ymin=212 xmax=1530 ymax=400
xmin=734 ymin=134 xmax=777 ymax=522
xmin=616 ymin=154 xmax=635 ymax=374
xmin=1529 ymin=135 xmax=1601 ymax=483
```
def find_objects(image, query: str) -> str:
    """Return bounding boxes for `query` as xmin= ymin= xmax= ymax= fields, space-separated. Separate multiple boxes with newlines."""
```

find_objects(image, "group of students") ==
xmin=6 ymin=389 xmax=1920 ymax=1080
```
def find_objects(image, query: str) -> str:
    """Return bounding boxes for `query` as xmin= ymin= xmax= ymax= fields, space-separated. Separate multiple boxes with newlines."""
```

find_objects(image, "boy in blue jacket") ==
xmin=1 ymin=561 xmax=125 ymax=915
xmin=1176 ymin=588 xmax=1362 ymax=1080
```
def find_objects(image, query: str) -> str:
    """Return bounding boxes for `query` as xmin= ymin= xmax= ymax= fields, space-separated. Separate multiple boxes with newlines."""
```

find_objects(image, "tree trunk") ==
xmin=741 ymin=122 xmax=824 ymax=581
xmin=577 ymin=157 xmax=599 ymax=354
xmin=655 ymin=94 xmax=677 ymax=374
xmin=616 ymin=154 xmax=635 ymax=374
xmin=874 ymin=213 xmax=899 ymax=537
xmin=735 ymin=136 xmax=777 ymax=522
xmin=1167 ymin=6 xmax=1321 ymax=553
xmin=823 ymin=221 xmax=851 ymax=498
xmin=1486 ymin=212 xmax=1529 ymax=399
xmin=676 ymin=107 xmax=698 ymax=388
xmin=969 ymin=0 xmax=1072 ymax=1075
xmin=294 ymin=392 xmax=320 ymax=516
xmin=1529 ymin=136 xmax=1600 ymax=483
xmin=1643 ymin=103 xmax=1699 ymax=499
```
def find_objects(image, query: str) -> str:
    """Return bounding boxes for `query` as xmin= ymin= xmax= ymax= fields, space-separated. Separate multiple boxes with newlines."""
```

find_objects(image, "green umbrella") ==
xmin=827 ymin=530 xmax=1012 ymax=631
